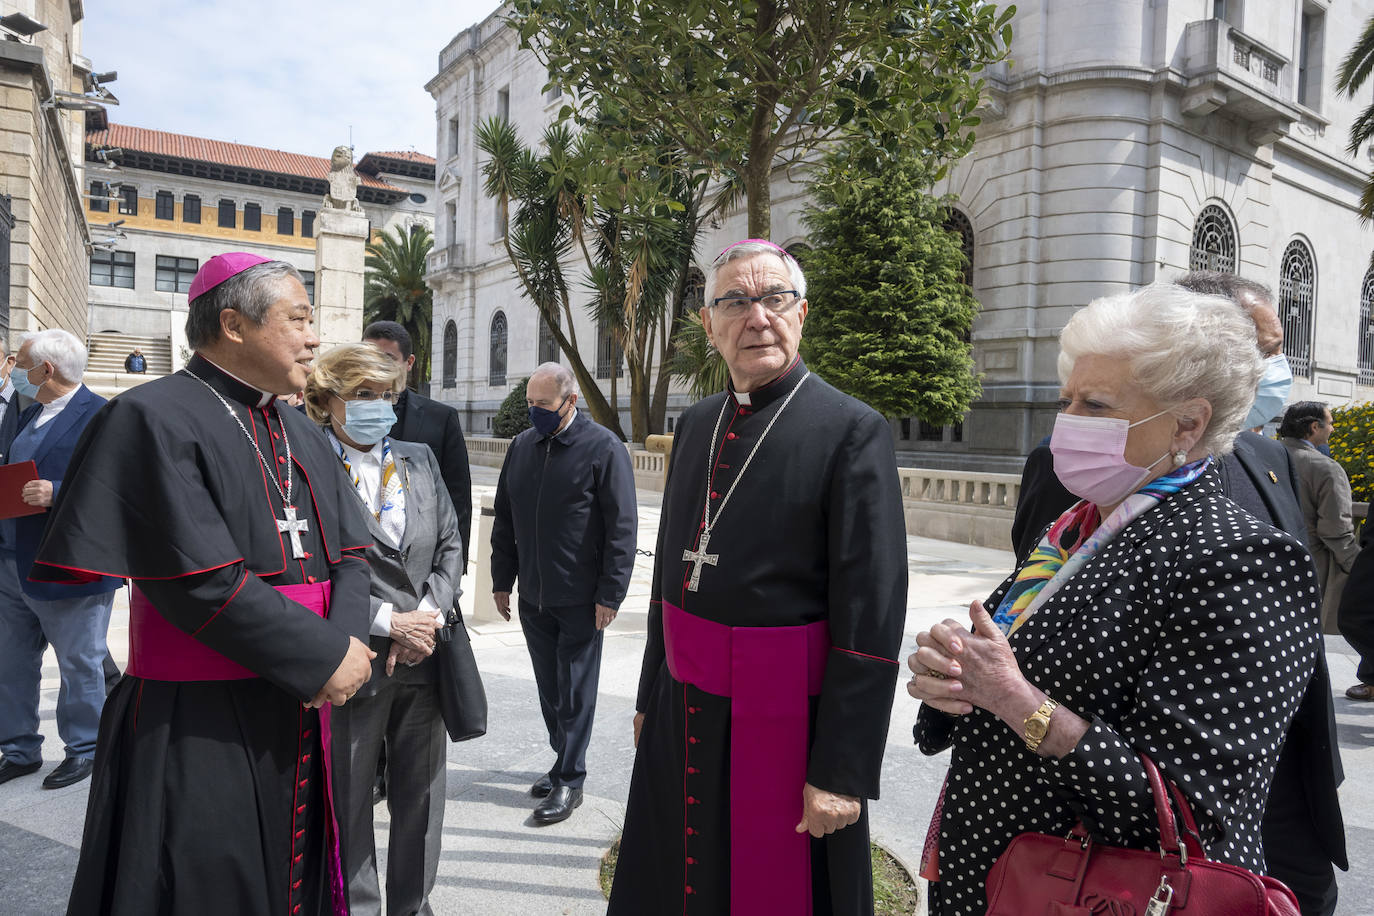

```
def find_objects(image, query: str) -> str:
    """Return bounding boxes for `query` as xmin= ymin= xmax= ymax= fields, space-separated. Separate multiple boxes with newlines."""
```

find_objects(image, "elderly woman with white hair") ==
xmin=908 ymin=284 xmax=1320 ymax=915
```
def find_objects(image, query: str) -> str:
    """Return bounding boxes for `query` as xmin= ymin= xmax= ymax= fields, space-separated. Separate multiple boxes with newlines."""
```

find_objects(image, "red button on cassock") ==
xmin=687 ymin=796 xmax=697 ymax=805
xmin=687 ymin=856 xmax=697 ymax=865
xmin=686 ymin=886 xmax=695 ymax=895
xmin=726 ymin=432 xmax=737 ymax=440
xmin=277 ymin=455 xmax=286 ymax=464
xmin=710 ymin=491 xmax=720 ymax=499
xmin=686 ymin=828 xmax=696 ymax=836
xmin=687 ymin=766 xmax=698 ymax=774
xmin=688 ymin=736 xmax=698 ymax=744
xmin=307 ymin=576 xmax=317 ymax=584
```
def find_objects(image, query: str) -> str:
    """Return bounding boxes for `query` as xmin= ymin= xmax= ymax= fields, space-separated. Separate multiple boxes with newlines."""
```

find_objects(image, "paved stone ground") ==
xmin=1 ymin=465 xmax=1371 ymax=914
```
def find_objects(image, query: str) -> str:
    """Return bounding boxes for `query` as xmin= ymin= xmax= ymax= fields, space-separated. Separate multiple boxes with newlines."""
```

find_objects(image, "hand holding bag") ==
xmin=984 ymin=752 xmax=1299 ymax=916
xmin=435 ymin=607 xmax=488 ymax=741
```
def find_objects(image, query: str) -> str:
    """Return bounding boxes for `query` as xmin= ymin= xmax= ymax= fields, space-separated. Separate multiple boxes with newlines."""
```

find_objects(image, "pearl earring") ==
xmin=1173 ymin=450 xmax=1187 ymax=466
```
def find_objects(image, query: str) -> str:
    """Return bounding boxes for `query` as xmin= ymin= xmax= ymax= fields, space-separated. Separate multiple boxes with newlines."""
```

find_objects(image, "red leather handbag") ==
xmin=984 ymin=752 xmax=1300 ymax=916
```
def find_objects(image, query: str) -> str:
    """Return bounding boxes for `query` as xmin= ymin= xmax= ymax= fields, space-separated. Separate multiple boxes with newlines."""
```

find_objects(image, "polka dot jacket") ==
xmin=914 ymin=468 xmax=1321 ymax=916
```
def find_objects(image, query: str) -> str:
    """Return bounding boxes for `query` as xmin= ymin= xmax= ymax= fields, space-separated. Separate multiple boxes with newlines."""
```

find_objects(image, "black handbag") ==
xmin=435 ymin=607 xmax=487 ymax=741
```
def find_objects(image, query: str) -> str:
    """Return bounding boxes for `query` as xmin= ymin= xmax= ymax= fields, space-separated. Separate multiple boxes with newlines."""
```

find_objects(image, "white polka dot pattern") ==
xmin=915 ymin=470 xmax=1320 ymax=916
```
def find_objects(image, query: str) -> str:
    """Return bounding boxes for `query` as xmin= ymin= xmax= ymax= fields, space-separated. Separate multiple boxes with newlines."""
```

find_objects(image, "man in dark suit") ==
xmin=0 ymin=339 xmax=33 ymax=463
xmin=362 ymin=321 xmax=472 ymax=565
xmin=0 ymin=330 xmax=121 ymax=790
xmin=1009 ymin=271 xmax=1346 ymax=916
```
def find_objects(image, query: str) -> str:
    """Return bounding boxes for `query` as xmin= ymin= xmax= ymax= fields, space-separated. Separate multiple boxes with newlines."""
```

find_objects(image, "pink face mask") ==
xmin=1049 ymin=410 xmax=1173 ymax=507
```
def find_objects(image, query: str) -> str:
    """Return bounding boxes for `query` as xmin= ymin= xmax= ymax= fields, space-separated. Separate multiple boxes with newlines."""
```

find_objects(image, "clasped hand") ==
xmin=305 ymin=636 xmax=375 ymax=708
xmin=906 ymin=600 xmax=1027 ymax=718
xmin=390 ymin=609 xmax=441 ymax=655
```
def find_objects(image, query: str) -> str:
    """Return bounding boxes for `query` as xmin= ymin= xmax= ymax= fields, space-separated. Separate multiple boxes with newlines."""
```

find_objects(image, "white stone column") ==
xmin=313 ymin=207 xmax=369 ymax=351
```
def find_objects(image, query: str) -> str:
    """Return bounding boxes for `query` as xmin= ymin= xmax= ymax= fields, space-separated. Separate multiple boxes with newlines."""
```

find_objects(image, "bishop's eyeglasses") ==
xmin=709 ymin=290 xmax=800 ymax=319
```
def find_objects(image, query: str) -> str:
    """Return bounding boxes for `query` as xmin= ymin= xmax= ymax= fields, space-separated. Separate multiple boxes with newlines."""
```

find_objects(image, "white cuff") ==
xmin=419 ymin=594 xmax=444 ymax=626
xmin=371 ymin=602 xmax=394 ymax=638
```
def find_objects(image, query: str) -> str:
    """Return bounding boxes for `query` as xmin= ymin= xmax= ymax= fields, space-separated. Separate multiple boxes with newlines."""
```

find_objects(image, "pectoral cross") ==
xmin=277 ymin=505 xmax=309 ymax=559
xmin=682 ymin=529 xmax=718 ymax=592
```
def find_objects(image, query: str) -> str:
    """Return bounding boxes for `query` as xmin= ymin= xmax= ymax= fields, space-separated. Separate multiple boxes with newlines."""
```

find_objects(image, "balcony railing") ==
xmin=1181 ymin=19 xmax=1301 ymax=145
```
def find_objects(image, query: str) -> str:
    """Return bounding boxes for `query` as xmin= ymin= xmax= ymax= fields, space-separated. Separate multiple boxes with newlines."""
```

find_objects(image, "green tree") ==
xmin=669 ymin=311 xmax=730 ymax=400
xmin=364 ymin=224 xmax=434 ymax=388
xmin=799 ymin=147 xmax=980 ymax=421
xmin=493 ymin=377 xmax=533 ymax=438
xmin=1339 ymin=18 xmax=1374 ymax=222
xmin=510 ymin=0 xmax=1014 ymax=238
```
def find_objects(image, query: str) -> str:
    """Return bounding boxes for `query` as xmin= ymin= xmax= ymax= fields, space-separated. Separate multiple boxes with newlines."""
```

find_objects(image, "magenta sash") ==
xmin=126 ymin=580 xmax=349 ymax=916
xmin=663 ymin=600 xmax=830 ymax=916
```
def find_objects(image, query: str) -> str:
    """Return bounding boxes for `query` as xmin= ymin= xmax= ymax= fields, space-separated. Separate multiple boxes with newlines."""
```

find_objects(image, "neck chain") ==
xmin=682 ymin=371 xmax=809 ymax=591
xmin=186 ymin=371 xmax=293 ymax=505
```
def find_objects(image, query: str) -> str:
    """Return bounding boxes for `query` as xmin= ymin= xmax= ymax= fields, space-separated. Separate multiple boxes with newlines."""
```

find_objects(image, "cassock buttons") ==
xmin=307 ymin=575 xmax=317 ymax=584
xmin=726 ymin=432 xmax=737 ymax=440
xmin=710 ymin=491 xmax=720 ymax=500
xmin=277 ymin=455 xmax=286 ymax=464
xmin=686 ymin=827 xmax=696 ymax=836
xmin=688 ymin=736 xmax=698 ymax=744
xmin=686 ymin=886 xmax=695 ymax=895
xmin=687 ymin=856 xmax=696 ymax=865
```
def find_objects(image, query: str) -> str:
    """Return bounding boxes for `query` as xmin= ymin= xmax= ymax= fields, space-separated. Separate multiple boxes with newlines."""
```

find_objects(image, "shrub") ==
xmin=493 ymin=378 xmax=531 ymax=439
xmin=1329 ymin=401 xmax=1374 ymax=503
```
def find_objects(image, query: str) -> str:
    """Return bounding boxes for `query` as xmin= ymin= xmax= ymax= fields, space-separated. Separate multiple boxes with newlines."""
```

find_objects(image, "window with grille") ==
xmin=443 ymin=320 xmax=458 ymax=389
xmin=1279 ymin=239 xmax=1316 ymax=380
xmin=596 ymin=316 xmax=623 ymax=379
xmin=183 ymin=195 xmax=201 ymax=224
xmin=218 ymin=199 xmax=235 ymax=228
xmin=538 ymin=312 xmax=560 ymax=364
xmin=943 ymin=209 xmax=975 ymax=288
xmin=155 ymin=255 xmax=198 ymax=293
xmin=244 ymin=203 xmax=261 ymax=232
xmin=489 ymin=311 xmax=508 ymax=387
xmin=301 ymin=210 xmax=315 ymax=238
xmin=1360 ymin=266 xmax=1374 ymax=386
xmin=299 ymin=270 xmax=315 ymax=305
xmin=155 ymin=191 xmax=174 ymax=220
xmin=91 ymin=250 xmax=134 ymax=288
xmin=918 ymin=420 xmax=943 ymax=441
xmin=89 ymin=181 xmax=108 ymax=213
xmin=277 ymin=207 xmax=294 ymax=235
xmin=685 ymin=267 xmax=705 ymax=312
xmin=1189 ymin=204 xmax=1237 ymax=273
xmin=118 ymin=186 xmax=138 ymax=216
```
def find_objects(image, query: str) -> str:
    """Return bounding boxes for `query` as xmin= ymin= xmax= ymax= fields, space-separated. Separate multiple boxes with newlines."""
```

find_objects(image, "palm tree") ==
xmin=364 ymin=224 xmax=434 ymax=389
xmin=1337 ymin=18 xmax=1374 ymax=221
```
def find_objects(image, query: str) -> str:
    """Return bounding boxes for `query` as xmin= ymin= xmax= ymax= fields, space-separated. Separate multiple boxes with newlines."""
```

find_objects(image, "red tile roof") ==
xmin=86 ymin=123 xmax=405 ymax=192
xmin=364 ymin=151 xmax=436 ymax=165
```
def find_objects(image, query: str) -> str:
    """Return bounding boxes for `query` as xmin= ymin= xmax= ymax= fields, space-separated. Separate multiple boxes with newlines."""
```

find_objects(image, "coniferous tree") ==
xmin=800 ymin=149 xmax=980 ymax=422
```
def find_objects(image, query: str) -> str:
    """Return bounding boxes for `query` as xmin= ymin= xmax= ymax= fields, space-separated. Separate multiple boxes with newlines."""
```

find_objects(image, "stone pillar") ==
xmin=470 ymin=492 xmax=509 ymax=624
xmin=313 ymin=207 xmax=368 ymax=350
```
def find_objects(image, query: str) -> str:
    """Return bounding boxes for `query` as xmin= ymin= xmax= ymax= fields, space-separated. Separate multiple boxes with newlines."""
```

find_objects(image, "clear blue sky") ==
xmin=80 ymin=0 xmax=502 ymax=158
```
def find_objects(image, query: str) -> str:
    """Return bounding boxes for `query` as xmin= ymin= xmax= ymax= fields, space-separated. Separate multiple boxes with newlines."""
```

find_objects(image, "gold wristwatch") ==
xmin=1023 ymin=698 xmax=1059 ymax=753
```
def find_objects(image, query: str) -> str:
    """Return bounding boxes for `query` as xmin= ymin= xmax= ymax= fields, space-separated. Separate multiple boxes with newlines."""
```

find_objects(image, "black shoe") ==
xmin=42 ymin=756 xmax=93 ymax=790
xmin=530 ymin=774 xmax=554 ymax=799
xmin=533 ymin=786 xmax=583 ymax=825
xmin=0 ymin=757 xmax=41 ymax=786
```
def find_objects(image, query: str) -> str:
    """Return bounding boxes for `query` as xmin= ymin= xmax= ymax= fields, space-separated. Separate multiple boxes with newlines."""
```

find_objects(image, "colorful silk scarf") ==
xmin=992 ymin=455 xmax=1212 ymax=635
xmin=329 ymin=431 xmax=406 ymax=548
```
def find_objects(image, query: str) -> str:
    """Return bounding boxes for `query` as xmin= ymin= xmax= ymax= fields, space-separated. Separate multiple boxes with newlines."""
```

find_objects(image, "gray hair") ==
xmin=21 ymin=329 xmax=87 ymax=384
xmin=185 ymin=261 xmax=304 ymax=349
xmin=1057 ymin=283 xmax=1264 ymax=456
xmin=530 ymin=361 xmax=576 ymax=398
xmin=705 ymin=241 xmax=807 ymax=304
xmin=1174 ymin=270 xmax=1275 ymax=312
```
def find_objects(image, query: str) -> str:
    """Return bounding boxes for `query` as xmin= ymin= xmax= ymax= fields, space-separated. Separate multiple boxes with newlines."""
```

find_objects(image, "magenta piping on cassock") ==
xmin=663 ymin=600 xmax=829 ymax=915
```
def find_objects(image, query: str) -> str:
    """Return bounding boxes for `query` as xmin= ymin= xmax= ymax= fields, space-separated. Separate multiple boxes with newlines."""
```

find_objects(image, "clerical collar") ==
xmin=728 ymin=355 xmax=807 ymax=410
xmin=186 ymin=353 xmax=277 ymax=408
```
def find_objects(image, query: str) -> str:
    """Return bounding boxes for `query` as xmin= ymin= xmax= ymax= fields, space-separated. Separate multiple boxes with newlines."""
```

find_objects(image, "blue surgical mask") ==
xmin=529 ymin=396 xmax=569 ymax=436
xmin=1242 ymin=354 xmax=1292 ymax=430
xmin=342 ymin=399 xmax=396 ymax=445
xmin=11 ymin=364 xmax=42 ymax=400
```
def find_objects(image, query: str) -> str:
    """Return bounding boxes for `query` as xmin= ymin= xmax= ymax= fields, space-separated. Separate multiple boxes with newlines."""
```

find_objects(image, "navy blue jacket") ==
xmin=16 ymin=385 xmax=121 ymax=600
xmin=491 ymin=410 xmax=637 ymax=610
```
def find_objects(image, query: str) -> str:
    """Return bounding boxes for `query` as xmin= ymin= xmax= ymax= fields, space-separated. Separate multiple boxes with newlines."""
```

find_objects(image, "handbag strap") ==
xmin=1137 ymin=751 xmax=1206 ymax=862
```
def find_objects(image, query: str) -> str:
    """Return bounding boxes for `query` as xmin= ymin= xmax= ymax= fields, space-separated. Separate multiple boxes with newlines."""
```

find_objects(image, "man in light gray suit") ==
xmin=305 ymin=343 xmax=464 ymax=916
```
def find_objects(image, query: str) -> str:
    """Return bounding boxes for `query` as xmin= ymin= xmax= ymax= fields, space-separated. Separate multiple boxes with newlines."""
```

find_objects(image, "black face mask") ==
xmin=529 ymin=395 xmax=569 ymax=435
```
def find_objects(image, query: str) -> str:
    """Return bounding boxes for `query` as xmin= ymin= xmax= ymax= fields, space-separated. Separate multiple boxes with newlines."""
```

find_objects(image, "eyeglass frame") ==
xmin=338 ymin=385 xmax=399 ymax=404
xmin=708 ymin=289 xmax=802 ymax=318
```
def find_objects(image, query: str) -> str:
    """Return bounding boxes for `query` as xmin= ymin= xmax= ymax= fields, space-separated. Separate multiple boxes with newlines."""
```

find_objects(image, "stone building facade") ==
xmin=428 ymin=1 xmax=1374 ymax=464
xmin=83 ymin=121 xmax=434 ymax=372
xmin=0 ymin=0 xmax=98 ymax=345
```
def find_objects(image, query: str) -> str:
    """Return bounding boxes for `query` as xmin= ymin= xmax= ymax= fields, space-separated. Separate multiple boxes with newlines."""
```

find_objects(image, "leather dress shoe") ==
xmin=1346 ymin=682 xmax=1374 ymax=701
xmin=42 ymin=756 xmax=94 ymax=790
xmin=532 ymin=785 xmax=582 ymax=825
xmin=530 ymin=774 xmax=554 ymax=799
xmin=0 ymin=757 xmax=41 ymax=786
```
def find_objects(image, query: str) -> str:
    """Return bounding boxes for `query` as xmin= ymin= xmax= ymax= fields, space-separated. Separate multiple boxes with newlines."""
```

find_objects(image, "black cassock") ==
xmin=32 ymin=354 xmax=372 ymax=916
xmin=608 ymin=358 xmax=908 ymax=915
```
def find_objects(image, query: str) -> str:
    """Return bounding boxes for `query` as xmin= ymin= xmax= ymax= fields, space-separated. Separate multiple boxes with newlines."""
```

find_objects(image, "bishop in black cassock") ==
xmin=609 ymin=242 xmax=907 ymax=915
xmin=32 ymin=254 xmax=375 ymax=916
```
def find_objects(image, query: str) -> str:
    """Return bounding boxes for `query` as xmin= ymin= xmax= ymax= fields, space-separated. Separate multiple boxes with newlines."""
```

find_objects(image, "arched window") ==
xmin=488 ymin=311 xmax=507 ymax=387
xmin=1279 ymin=239 xmax=1316 ymax=380
xmin=943 ymin=209 xmax=975 ymax=288
xmin=684 ymin=266 xmax=706 ymax=312
xmin=1189 ymin=204 xmax=1237 ymax=273
xmin=1360 ymin=266 xmax=1374 ymax=386
xmin=537 ymin=311 xmax=560 ymax=365
xmin=442 ymin=320 xmax=457 ymax=389
xmin=596 ymin=315 xmax=622 ymax=379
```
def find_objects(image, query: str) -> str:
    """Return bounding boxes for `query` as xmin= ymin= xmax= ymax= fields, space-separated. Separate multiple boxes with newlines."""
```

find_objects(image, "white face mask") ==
xmin=1049 ymin=409 xmax=1174 ymax=507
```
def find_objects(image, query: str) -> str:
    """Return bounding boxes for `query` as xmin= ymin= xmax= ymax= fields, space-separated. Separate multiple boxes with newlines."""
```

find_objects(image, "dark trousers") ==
xmin=330 ymin=680 xmax=447 ymax=916
xmin=1262 ymin=745 xmax=1339 ymax=916
xmin=1338 ymin=593 xmax=1374 ymax=684
xmin=518 ymin=600 xmax=603 ymax=788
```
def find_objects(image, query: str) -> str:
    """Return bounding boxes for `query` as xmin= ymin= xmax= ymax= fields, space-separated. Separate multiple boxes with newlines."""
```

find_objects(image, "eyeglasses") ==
xmin=344 ymin=387 xmax=398 ymax=403
xmin=709 ymin=290 xmax=800 ymax=319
